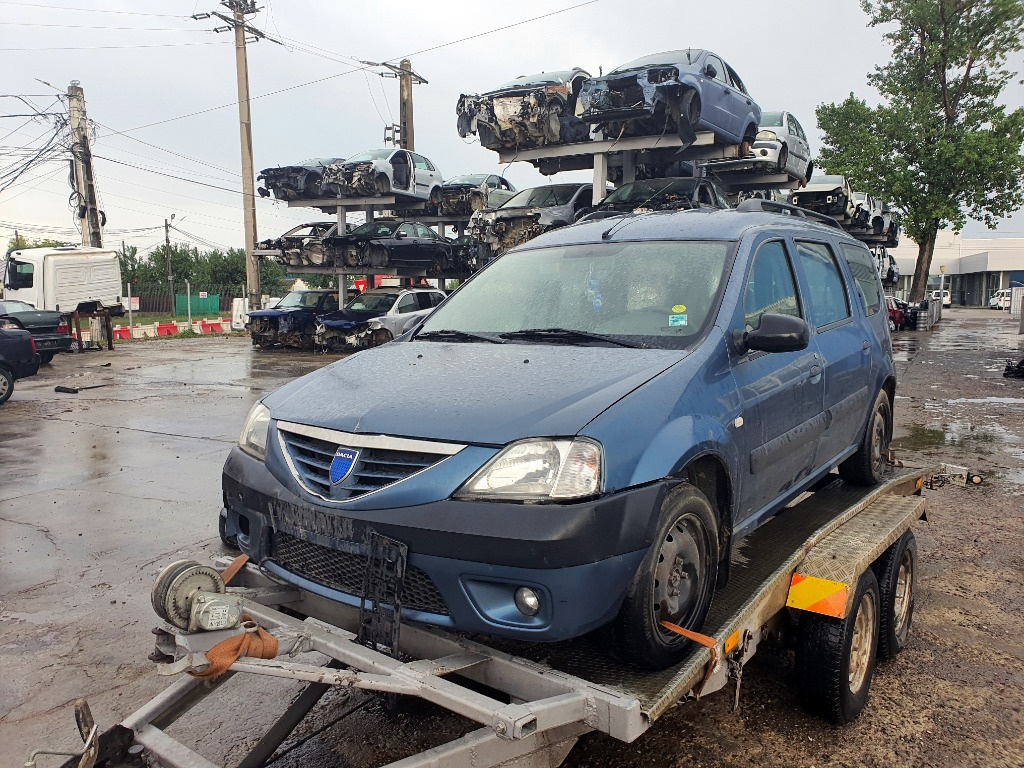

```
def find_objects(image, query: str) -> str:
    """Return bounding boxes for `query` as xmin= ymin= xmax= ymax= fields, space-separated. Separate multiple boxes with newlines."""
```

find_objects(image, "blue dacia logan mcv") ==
xmin=222 ymin=206 xmax=895 ymax=669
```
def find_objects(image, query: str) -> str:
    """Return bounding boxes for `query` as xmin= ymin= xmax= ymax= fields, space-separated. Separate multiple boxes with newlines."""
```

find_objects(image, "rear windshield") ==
xmin=602 ymin=178 xmax=700 ymax=205
xmin=500 ymin=185 xmax=583 ymax=209
xmin=419 ymin=240 xmax=735 ymax=349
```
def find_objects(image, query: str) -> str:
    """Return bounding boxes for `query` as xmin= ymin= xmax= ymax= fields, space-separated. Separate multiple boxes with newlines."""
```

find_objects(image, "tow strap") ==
xmin=659 ymin=621 xmax=719 ymax=696
xmin=189 ymin=554 xmax=278 ymax=679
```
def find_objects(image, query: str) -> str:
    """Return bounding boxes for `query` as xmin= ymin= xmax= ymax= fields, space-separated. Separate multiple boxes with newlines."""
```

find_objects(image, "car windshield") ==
xmin=418 ymin=240 xmax=734 ymax=349
xmin=612 ymin=49 xmax=704 ymax=72
xmin=296 ymin=158 xmax=335 ymax=167
xmin=500 ymin=185 xmax=582 ymax=209
xmin=815 ymin=175 xmax=846 ymax=186
xmin=444 ymin=174 xmax=488 ymax=185
xmin=346 ymin=149 xmax=393 ymax=162
xmin=349 ymin=221 xmax=400 ymax=236
xmin=760 ymin=111 xmax=784 ymax=127
xmin=602 ymin=178 xmax=700 ymax=205
xmin=347 ymin=292 xmax=399 ymax=311
xmin=276 ymin=291 xmax=327 ymax=308
xmin=0 ymin=300 xmax=34 ymax=313
xmin=493 ymin=71 xmax=573 ymax=90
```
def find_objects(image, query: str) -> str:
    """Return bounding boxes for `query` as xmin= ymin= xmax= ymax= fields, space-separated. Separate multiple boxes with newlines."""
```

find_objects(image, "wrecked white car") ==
xmin=256 ymin=158 xmax=343 ymax=201
xmin=320 ymin=149 xmax=443 ymax=206
xmin=457 ymin=69 xmax=592 ymax=151
xmin=579 ymin=49 xmax=761 ymax=149
xmin=315 ymin=287 xmax=447 ymax=351
xmin=469 ymin=183 xmax=592 ymax=256
xmin=439 ymin=174 xmax=517 ymax=216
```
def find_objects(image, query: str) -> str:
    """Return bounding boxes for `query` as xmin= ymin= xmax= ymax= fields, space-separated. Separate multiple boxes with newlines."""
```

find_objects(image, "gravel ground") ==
xmin=2 ymin=309 xmax=1022 ymax=768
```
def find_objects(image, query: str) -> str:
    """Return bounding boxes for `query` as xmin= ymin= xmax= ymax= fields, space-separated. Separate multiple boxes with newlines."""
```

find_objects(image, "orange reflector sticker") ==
xmin=725 ymin=630 xmax=740 ymax=654
xmin=787 ymin=573 xmax=849 ymax=618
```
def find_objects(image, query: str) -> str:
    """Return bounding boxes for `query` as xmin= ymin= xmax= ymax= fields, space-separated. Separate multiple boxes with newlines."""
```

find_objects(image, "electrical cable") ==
xmin=0 ymin=1 xmax=187 ymax=16
xmin=2 ymin=41 xmax=231 ymax=51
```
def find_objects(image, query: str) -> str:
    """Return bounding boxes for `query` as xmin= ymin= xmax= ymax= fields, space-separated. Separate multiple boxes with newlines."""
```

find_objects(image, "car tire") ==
xmin=776 ymin=143 xmax=789 ymax=173
xmin=0 ymin=367 xmax=13 ymax=405
xmin=874 ymin=530 xmax=916 ymax=661
xmin=839 ymin=389 xmax=891 ymax=486
xmin=39 ymin=352 xmax=54 ymax=364
xmin=888 ymin=318 xmax=896 ymax=333
xmin=796 ymin=568 xmax=880 ymax=724
xmin=608 ymin=483 xmax=719 ymax=670
xmin=375 ymin=173 xmax=390 ymax=196
xmin=804 ymin=160 xmax=814 ymax=184
xmin=428 ymin=187 xmax=443 ymax=212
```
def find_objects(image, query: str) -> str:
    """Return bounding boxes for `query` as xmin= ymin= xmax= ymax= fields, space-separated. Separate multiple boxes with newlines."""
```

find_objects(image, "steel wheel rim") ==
xmin=849 ymin=590 xmax=876 ymax=693
xmin=870 ymin=408 xmax=888 ymax=475
xmin=652 ymin=513 xmax=708 ymax=642
xmin=0 ymin=374 xmax=9 ymax=400
xmin=893 ymin=549 xmax=914 ymax=637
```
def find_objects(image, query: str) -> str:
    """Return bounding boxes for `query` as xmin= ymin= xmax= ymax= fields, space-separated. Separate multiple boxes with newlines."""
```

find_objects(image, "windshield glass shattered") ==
xmin=419 ymin=240 xmax=734 ymax=349
xmin=500 ymin=185 xmax=582 ymax=209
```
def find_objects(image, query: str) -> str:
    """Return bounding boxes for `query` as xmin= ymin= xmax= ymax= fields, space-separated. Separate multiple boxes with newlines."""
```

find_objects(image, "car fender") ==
xmin=627 ymin=413 xmax=739 ymax=492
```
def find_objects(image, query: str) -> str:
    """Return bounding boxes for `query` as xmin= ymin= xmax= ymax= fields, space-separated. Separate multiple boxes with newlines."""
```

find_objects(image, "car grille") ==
xmin=271 ymin=530 xmax=449 ymax=616
xmin=277 ymin=424 xmax=455 ymax=501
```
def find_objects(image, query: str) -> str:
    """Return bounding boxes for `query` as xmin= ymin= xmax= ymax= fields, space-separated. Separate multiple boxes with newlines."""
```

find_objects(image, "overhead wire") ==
xmin=2 ymin=41 xmax=232 ymax=51
xmin=0 ymin=2 xmax=188 ymax=17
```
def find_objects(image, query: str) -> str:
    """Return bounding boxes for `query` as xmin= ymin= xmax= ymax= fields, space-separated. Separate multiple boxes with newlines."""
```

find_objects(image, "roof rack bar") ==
xmin=734 ymin=198 xmax=843 ymax=230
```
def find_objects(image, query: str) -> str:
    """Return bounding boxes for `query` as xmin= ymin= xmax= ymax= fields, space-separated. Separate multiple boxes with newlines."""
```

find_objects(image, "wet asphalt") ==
xmin=1 ymin=310 xmax=1023 ymax=767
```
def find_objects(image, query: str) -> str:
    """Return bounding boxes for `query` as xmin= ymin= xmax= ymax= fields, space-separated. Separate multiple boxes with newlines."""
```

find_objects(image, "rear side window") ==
xmin=397 ymin=294 xmax=418 ymax=313
xmin=795 ymin=241 xmax=851 ymax=328
xmin=744 ymin=240 xmax=801 ymax=331
xmin=840 ymin=244 xmax=882 ymax=316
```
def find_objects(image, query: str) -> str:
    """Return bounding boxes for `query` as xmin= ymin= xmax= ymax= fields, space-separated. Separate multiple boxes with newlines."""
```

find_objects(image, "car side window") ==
xmin=412 ymin=154 xmax=430 ymax=171
xmin=415 ymin=292 xmax=435 ymax=310
xmin=486 ymin=175 xmax=500 ymax=189
xmin=705 ymin=55 xmax=728 ymax=84
xmin=841 ymin=244 xmax=882 ymax=316
xmin=414 ymin=223 xmax=433 ymax=239
xmin=397 ymin=294 xmax=418 ymax=314
xmin=743 ymin=240 xmax=802 ymax=331
xmin=398 ymin=223 xmax=417 ymax=238
xmin=725 ymin=64 xmax=749 ymax=95
xmin=697 ymin=184 xmax=714 ymax=206
xmin=795 ymin=240 xmax=851 ymax=327
xmin=321 ymin=294 xmax=339 ymax=312
xmin=431 ymin=292 xmax=446 ymax=307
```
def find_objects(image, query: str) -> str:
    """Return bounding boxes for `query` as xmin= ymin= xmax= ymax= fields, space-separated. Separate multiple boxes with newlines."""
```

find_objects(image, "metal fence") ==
xmin=126 ymin=281 xmax=292 ymax=315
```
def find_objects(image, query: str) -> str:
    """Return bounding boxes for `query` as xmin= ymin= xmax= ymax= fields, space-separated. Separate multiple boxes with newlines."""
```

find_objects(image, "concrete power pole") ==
xmin=67 ymin=81 xmax=103 ymax=248
xmin=192 ymin=1 xmax=263 ymax=309
xmin=165 ymin=217 xmax=174 ymax=314
xmin=399 ymin=59 xmax=415 ymax=151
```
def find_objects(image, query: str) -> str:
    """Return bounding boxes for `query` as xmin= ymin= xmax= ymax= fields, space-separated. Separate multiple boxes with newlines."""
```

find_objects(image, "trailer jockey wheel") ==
xmin=796 ymin=568 xmax=880 ymax=724
xmin=151 ymin=560 xmax=226 ymax=630
xmin=873 ymin=530 xmax=917 ymax=660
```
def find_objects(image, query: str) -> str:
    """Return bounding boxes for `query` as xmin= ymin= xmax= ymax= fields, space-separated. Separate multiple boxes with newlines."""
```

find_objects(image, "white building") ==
xmin=889 ymin=231 xmax=1024 ymax=305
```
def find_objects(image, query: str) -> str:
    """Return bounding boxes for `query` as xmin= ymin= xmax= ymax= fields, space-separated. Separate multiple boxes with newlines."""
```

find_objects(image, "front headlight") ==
xmin=239 ymin=402 xmax=271 ymax=460
xmin=456 ymin=438 xmax=602 ymax=501
xmin=755 ymin=130 xmax=778 ymax=141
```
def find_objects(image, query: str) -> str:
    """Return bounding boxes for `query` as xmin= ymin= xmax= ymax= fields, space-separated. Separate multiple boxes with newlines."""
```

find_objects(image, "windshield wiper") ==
xmin=416 ymin=329 xmax=505 ymax=344
xmin=499 ymin=328 xmax=647 ymax=348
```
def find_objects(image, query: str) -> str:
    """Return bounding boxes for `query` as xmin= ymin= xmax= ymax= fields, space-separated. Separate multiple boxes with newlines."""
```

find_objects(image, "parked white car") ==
xmin=320 ymin=149 xmax=443 ymax=206
xmin=931 ymin=290 xmax=952 ymax=308
xmin=989 ymin=288 xmax=1012 ymax=310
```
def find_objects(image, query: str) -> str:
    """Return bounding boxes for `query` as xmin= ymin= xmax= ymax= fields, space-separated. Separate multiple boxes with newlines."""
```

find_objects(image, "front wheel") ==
xmin=0 ymin=367 xmax=13 ymax=405
xmin=776 ymin=143 xmax=789 ymax=173
xmin=839 ymin=389 xmax=891 ymax=485
xmin=608 ymin=484 xmax=719 ymax=670
xmin=796 ymin=568 xmax=880 ymax=724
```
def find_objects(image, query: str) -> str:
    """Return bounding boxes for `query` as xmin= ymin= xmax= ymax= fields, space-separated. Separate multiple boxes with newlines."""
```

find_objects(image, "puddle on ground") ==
xmin=891 ymin=339 xmax=919 ymax=363
xmin=892 ymin=420 xmax=1024 ymax=487
xmin=946 ymin=396 xmax=1024 ymax=406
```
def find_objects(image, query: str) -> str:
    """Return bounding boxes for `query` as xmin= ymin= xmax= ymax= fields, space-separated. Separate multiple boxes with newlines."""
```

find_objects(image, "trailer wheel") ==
xmin=839 ymin=389 xmax=891 ymax=486
xmin=874 ymin=530 xmax=916 ymax=660
xmin=796 ymin=568 xmax=880 ymax=724
xmin=609 ymin=483 xmax=719 ymax=670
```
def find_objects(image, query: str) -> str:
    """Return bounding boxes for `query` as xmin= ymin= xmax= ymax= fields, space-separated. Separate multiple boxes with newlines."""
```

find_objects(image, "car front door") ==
xmin=700 ymin=53 xmax=732 ymax=135
xmin=395 ymin=223 xmax=420 ymax=264
xmin=794 ymin=239 xmax=873 ymax=467
xmin=786 ymin=113 xmax=811 ymax=175
xmin=732 ymin=237 xmax=825 ymax=523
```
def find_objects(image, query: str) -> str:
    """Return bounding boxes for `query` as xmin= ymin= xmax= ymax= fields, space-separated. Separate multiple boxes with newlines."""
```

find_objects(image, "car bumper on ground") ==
xmin=221 ymin=447 xmax=662 ymax=641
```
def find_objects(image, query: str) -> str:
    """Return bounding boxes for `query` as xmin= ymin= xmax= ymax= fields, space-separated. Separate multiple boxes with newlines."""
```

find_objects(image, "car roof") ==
xmin=519 ymin=208 xmax=861 ymax=249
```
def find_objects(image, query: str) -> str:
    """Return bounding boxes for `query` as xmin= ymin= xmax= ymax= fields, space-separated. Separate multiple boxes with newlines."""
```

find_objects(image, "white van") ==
xmin=931 ymin=289 xmax=951 ymax=308
xmin=989 ymin=288 xmax=1012 ymax=310
xmin=2 ymin=246 xmax=123 ymax=315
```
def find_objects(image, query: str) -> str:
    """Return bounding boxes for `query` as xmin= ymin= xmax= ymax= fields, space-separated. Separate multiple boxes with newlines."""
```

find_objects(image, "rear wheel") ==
xmin=776 ymin=143 xmax=789 ymax=173
xmin=839 ymin=389 xmax=891 ymax=485
xmin=0 ymin=367 xmax=13 ymax=405
xmin=609 ymin=484 xmax=719 ymax=670
xmin=796 ymin=568 xmax=880 ymax=724
xmin=874 ymin=530 xmax=917 ymax=660
xmin=39 ymin=352 xmax=54 ymax=365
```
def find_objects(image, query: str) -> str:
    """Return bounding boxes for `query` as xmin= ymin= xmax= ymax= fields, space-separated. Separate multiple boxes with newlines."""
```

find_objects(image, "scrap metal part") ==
xmin=315 ymin=320 xmax=392 ymax=353
xmin=471 ymin=213 xmax=544 ymax=257
xmin=321 ymin=161 xmax=387 ymax=198
xmin=248 ymin=314 xmax=316 ymax=350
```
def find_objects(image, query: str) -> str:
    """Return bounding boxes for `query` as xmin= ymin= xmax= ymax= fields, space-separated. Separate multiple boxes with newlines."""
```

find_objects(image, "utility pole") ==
xmin=165 ymin=216 xmax=174 ymax=314
xmin=362 ymin=59 xmax=427 ymax=151
xmin=192 ymin=1 xmax=264 ymax=309
xmin=67 ymin=81 xmax=103 ymax=248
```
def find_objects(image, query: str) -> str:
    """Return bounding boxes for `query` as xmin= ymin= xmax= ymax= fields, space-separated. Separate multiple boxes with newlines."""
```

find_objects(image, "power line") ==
xmin=0 ymin=1 xmax=187 ymax=16
xmin=93 ymin=154 xmax=244 ymax=195
xmin=0 ymin=22 xmax=211 ymax=31
xmin=2 ymin=41 xmax=231 ymax=51
xmin=91 ymin=119 xmax=238 ymax=177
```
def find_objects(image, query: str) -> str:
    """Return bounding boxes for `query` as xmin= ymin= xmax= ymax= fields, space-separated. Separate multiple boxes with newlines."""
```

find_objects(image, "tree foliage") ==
xmin=816 ymin=0 xmax=1024 ymax=300
xmin=118 ymin=241 xmax=288 ymax=295
xmin=6 ymin=234 xmax=75 ymax=253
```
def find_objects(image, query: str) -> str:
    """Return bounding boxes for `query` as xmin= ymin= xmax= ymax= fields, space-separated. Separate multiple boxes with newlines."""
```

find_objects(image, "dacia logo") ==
xmin=329 ymin=447 xmax=359 ymax=485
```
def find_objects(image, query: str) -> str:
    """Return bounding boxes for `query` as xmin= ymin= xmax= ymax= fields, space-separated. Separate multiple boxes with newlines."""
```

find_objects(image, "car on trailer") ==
xmin=469 ymin=182 xmax=593 ymax=255
xmin=0 ymin=298 xmax=71 ymax=364
xmin=438 ymin=174 xmax=517 ymax=216
xmin=221 ymin=201 xmax=897 ymax=671
xmin=789 ymin=175 xmax=857 ymax=223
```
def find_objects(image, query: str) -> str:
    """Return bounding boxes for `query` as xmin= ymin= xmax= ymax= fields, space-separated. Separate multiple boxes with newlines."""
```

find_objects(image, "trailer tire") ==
xmin=874 ymin=530 xmax=916 ymax=660
xmin=839 ymin=389 xmax=891 ymax=486
xmin=609 ymin=483 xmax=719 ymax=670
xmin=796 ymin=568 xmax=880 ymax=724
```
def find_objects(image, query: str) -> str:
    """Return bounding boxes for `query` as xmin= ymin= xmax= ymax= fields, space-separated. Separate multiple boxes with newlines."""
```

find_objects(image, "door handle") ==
xmin=809 ymin=364 xmax=822 ymax=380
xmin=862 ymin=340 xmax=870 ymax=351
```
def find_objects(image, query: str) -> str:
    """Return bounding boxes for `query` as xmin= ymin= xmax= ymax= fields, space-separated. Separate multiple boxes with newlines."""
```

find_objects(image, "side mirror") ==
xmin=704 ymin=64 xmax=717 ymax=79
xmin=732 ymin=313 xmax=810 ymax=355
xmin=395 ymin=230 xmax=407 ymax=239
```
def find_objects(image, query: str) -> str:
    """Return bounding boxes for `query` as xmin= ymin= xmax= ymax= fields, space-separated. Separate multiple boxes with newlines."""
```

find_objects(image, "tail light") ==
xmin=57 ymin=321 xmax=69 ymax=335
xmin=30 ymin=337 xmax=37 ymax=354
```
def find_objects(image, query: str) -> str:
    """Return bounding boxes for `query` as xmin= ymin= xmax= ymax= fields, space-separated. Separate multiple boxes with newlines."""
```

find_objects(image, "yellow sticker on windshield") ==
xmin=672 ymin=304 xmax=687 ymax=313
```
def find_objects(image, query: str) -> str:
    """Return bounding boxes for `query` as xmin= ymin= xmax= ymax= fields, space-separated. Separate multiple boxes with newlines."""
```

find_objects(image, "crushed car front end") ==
xmin=321 ymin=161 xmax=385 ymax=198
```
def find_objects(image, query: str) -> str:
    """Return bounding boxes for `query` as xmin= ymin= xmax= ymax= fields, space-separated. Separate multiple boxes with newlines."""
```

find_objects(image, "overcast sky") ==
xmin=2 ymin=0 xmax=1022 ymax=258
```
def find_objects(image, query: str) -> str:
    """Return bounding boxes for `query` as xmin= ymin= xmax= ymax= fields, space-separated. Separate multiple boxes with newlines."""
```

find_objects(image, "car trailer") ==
xmin=48 ymin=467 xmax=929 ymax=768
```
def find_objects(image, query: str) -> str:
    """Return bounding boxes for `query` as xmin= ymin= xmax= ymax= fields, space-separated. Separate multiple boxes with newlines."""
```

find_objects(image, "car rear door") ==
xmin=795 ymin=239 xmax=876 ymax=467
xmin=731 ymin=237 xmax=825 ymax=522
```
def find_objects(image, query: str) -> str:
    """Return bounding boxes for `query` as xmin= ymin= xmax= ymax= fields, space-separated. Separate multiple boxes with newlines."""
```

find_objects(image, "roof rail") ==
xmin=734 ymin=198 xmax=843 ymax=230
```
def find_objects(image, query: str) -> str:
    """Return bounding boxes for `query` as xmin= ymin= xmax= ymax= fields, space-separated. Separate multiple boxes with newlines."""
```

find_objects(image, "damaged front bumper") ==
xmin=471 ymin=212 xmax=544 ymax=256
xmin=248 ymin=315 xmax=316 ymax=349
xmin=321 ymin=162 xmax=383 ymax=198
xmin=579 ymin=68 xmax=697 ymax=144
xmin=457 ymin=91 xmax=591 ymax=152
xmin=314 ymin=319 xmax=392 ymax=352
xmin=257 ymin=167 xmax=321 ymax=201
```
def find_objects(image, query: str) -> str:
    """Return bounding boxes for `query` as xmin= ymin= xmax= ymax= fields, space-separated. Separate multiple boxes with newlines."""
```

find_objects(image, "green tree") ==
xmin=816 ymin=0 xmax=1024 ymax=301
xmin=6 ymin=235 xmax=74 ymax=253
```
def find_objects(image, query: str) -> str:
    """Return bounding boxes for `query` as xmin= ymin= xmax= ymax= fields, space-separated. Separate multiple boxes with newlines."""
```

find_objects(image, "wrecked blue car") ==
xmin=578 ymin=49 xmax=761 ymax=149
xmin=247 ymin=289 xmax=340 ymax=349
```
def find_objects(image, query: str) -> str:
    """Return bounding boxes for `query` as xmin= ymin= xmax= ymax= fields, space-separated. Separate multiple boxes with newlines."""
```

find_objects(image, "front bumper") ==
xmin=221 ymin=447 xmax=663 ymax=641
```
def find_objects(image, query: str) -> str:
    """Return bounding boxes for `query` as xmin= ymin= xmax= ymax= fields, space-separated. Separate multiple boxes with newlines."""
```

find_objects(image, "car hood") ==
xmin=319 ymin=308 xmax=383 ymax=327
xmin=264 ymin=342 xmax=684 ymax=445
